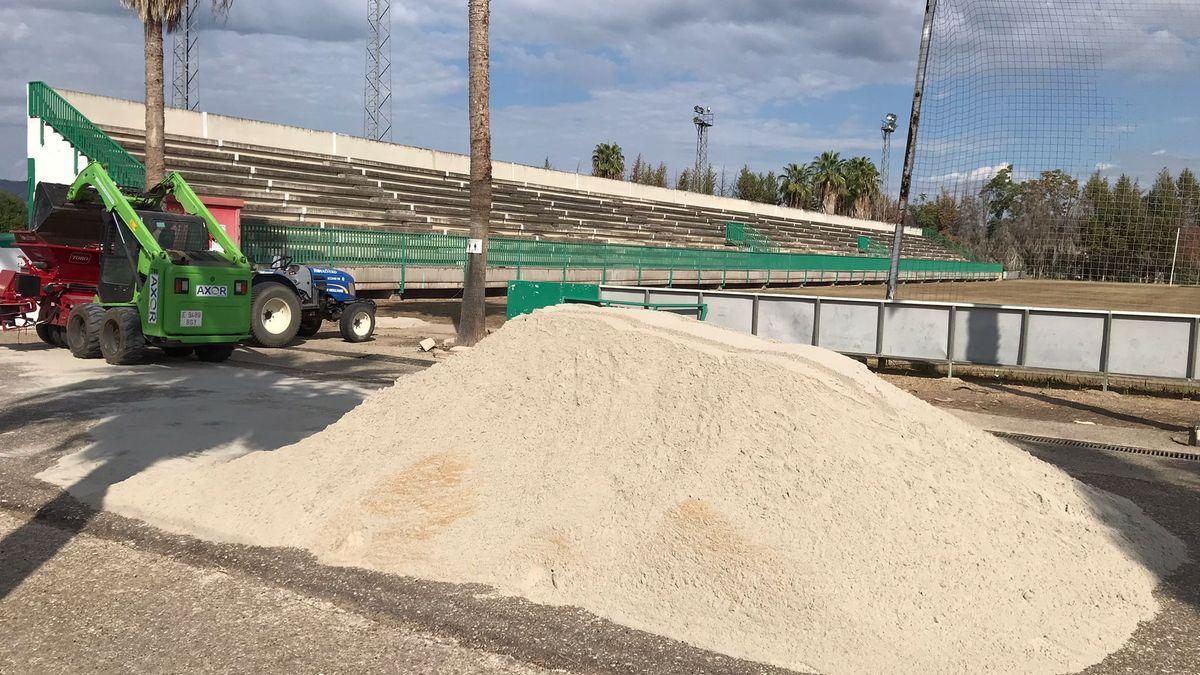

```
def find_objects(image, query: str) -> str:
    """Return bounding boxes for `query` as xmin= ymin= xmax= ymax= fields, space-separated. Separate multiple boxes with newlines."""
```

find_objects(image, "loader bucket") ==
xmin=30 ymin=182 xmax=106 ymax=248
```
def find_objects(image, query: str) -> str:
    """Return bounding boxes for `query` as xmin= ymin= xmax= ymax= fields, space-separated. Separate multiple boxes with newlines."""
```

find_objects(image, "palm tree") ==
xmin=458 ymin=0 xmax=491 ymax=346
xmin=121 ymin=1 xmax=232 ymax=188
xmin=843 ymin=156 xmax=881 ymax=218
xmin=811 ymin=151 xmax=846 ymax=215
xmin=591 ymin=143 xmax=625 ymax=180
xmin=778 ymin=162 xmax=814 ymax=209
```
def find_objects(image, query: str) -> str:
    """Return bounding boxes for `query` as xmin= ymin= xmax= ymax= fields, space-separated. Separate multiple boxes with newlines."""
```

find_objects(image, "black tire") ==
xmin=99 ymin=307 xmax=145 ymax=365
xmin=195 ymin=345 xmax=235 ymax=363
xmin=297 ymin=312 xmax=323 ymax=338
xmin=66 ymin=304 xmax=105 ymax=359
xmin=50 ymin=326 xmax=68 ymax=348
xmin=250 ymin=282 xmax=301 ymax=348
xmin=162 ymin=346 xmax=195 ymax=358
xmin=339 ymin=302 xmax=376 ymax=343
xmin=35 ymin=323 xmax=57 ymax=347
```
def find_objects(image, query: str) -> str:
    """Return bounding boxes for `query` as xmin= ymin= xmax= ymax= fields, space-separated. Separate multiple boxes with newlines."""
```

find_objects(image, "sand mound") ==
xmin=97 ymin=306 xmax=1185 ymax=673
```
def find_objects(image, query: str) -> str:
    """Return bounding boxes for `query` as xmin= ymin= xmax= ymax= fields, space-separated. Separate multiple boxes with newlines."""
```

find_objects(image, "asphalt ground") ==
xmin=1 ymin=323 xmax=1199 ymax=673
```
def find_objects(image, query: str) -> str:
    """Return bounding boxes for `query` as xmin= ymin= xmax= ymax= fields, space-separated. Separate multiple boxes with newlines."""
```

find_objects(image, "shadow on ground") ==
xmin=0 ymin=345 xmax=367 ymax=600
xmin=983 ymin=383 xmax=1188 ymax=432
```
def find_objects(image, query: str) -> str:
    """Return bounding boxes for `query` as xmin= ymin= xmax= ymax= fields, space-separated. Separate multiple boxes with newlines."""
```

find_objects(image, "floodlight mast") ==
xmin=693 ymin=106 xmax=714 ymax=193
xmin=880 ymin=113 xmax=898 ymax=212
xmin=171 ymin=0 xmax=200 ymax=110
xmin=364 ymin=0 xmax=393 ymax=141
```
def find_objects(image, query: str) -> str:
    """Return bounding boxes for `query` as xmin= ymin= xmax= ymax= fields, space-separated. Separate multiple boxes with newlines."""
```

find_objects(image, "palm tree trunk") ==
xmin=144 ymin=17 xmax=166 ymax=187
xmin=823 ymin=189 xmax=838 ymax=215
xmin=458 ymin=0 xmax=491 ymax=346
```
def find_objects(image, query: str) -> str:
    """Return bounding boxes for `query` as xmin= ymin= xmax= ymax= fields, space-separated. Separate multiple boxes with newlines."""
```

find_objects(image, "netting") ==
xmin=903 ymin=0 xmax=1200 ymax=307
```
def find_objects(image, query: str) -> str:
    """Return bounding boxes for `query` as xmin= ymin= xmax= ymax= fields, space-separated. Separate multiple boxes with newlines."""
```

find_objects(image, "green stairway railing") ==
xmin=724 ymin=221 xmax=779 ymax=253
xmin=242 ymin=221 xmax=1003 ymax=289
xmin=27 ymin=81 xmax=146 ymax=189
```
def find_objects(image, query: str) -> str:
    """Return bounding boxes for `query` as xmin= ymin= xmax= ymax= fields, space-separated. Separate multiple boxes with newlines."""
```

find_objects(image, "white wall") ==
xmin=56 ymin=87 xmax=925 ymax=238
xmin=27 ymin=115 xmax=90 ymax=187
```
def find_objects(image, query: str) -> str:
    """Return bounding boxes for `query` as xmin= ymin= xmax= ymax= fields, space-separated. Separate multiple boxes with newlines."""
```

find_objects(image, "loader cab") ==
xmin=98 ymin=212 xmax=140 ymax=304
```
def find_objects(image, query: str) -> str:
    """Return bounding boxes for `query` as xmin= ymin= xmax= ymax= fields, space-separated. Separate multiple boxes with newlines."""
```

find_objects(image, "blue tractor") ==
xmin=249 ymin=257 xmax=376 ymax=347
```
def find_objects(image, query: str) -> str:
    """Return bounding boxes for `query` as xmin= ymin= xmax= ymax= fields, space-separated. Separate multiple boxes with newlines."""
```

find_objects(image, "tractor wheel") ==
xmin=195 ymin=345 xmax=235 ymax=363
xmin=66 ymin=304 xmax=105 ymax=359
xmin=250 ymin=282 xmax=301 ymax=348
xmin=35 ymin=323 xmax=57 ymax=347
xmin=162 ymin=346 xmax=195 ymax=358
xmin=297 ymin=312 xmax=323 ymax=338
xmin=339 ymin=302 xmax=376 ymax=343
xmin=99 ymin=307 xmax=145 ymax=365
xmin=50 ymin=326 xmax=68 ymax=348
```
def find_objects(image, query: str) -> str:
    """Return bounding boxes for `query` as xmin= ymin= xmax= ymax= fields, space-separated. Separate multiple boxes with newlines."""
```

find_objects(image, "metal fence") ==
xmin=240 ymin=221 xmax=1003 ymax=288
xmin=902 ymin=0 xmax=1200 ymax=296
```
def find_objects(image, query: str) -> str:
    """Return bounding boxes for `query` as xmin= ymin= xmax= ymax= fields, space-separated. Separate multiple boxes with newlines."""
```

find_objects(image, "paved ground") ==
xmin=2 ymin=309 xmax=1199 ymax=673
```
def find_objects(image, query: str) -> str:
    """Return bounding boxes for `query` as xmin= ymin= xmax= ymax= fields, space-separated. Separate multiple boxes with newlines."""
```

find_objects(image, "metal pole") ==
xmin=886 ymin=0 xmax=939 ymax=300
xmin=1170 ymin=226 xmax=1181 ymax=286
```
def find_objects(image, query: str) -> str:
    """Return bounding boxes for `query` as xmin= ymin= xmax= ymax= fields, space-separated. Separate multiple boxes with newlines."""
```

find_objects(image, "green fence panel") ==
xmin=27 ymin=81 xmax=146 ymax=189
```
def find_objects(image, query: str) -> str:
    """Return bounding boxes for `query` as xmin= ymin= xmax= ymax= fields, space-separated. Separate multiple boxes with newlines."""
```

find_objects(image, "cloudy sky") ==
xmin=1 ymin=0 xmax=1196 ymax=191
xmin=0 ymin=0 xmax=926 ymax=184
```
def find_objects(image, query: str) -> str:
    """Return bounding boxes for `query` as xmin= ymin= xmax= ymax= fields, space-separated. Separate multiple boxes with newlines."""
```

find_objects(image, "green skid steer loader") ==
xmin=59 ymin=161 xmax=252 ymax=364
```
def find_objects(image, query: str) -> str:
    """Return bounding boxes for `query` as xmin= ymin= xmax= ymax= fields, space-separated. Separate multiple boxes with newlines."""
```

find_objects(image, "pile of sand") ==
xmin=91 ymin=306 xmax=1185 ymax=673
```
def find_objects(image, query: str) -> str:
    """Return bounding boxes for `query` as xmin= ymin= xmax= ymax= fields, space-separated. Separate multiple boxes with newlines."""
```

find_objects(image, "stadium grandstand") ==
xmin=27 ymin=84 xmax=1000 ymax=292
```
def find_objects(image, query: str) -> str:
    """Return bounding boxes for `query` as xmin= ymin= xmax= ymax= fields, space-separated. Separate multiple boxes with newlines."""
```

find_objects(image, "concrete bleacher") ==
xmin=97 ymin=127 xmax=962 ymax=264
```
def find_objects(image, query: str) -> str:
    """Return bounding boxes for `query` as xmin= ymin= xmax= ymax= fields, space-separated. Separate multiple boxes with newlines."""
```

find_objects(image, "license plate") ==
xmin=180 ymin=310 xmax=203 ymax=327
xmin=195 ymin=284 xmax=228 ymax=298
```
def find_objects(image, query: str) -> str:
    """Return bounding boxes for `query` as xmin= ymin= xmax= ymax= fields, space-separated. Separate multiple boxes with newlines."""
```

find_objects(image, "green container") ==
xmin=507 ymin=280 xmax=600 ymax=319
xmin=0 ymin=232 xmax=15 ymax=248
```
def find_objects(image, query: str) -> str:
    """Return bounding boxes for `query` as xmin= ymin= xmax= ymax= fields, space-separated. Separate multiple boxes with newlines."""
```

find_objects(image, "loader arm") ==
xmin=65 ymin=161 xmax=248 ymax=267
xmin=66 ymin=161 xmax=165 ymax=262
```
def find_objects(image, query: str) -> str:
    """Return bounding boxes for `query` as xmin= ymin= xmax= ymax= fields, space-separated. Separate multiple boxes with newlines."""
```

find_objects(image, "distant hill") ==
xmin=0 ymin=179 xmax=25 ymax=200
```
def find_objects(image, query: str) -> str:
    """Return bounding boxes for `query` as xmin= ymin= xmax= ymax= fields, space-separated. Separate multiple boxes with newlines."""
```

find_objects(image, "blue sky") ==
xmin=0 ymin=0 xmax=1196 ymax=197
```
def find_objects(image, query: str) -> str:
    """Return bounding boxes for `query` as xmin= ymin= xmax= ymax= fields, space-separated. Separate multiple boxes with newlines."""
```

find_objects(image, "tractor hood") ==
xmin=308 ymin=267 xmax=356 ymax=301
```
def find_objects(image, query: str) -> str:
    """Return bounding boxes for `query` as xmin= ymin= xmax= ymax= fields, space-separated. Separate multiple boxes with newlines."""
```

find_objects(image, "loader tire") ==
xmin=339 ymin=301 xmax=375 ymax=343
xmin=196 ymin=345 xmax=235 ymax=363
xmin=66 ymin=304 xmax=105 ymax=359
xmin=250 ymin=282 xmax=301 ymax=348
xmin=99 ymin=307 xmax=145 ymax=365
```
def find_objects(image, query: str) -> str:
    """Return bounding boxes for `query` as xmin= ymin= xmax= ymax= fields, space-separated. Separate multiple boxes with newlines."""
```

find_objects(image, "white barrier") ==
xmin=600 ymin=285 xmax=1199 ymax=382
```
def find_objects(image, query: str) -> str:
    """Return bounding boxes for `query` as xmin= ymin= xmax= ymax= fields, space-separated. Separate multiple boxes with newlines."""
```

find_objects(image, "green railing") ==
xmin=242 ymin=221 xmax=1003 ymax=288
xmin=27 ymin=81 xmax=146 ymax=189
xmin=725 ymin=221 xmax=779 ymax=253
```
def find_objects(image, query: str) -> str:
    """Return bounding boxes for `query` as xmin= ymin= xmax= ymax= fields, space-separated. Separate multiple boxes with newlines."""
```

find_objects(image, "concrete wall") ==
xmin=56 ymin=87 xmax=923 ymax=238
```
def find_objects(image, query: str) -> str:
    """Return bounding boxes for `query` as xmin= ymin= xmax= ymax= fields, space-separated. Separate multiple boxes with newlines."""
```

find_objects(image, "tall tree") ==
xmin=843 ymin=156 xmax=881 ymax=218
xmin=591 ymin=143 xmax=625 ymax=180
xmin=676 ymin=168 xmax=692 ymax=191
xmin=628 ymin=153 xmax=646 ymax=184
xmin=980 ymin=165 xmax=1020 ymax=239
xmin=458 ymin=0 xmax=491 ymax=346
xmin=1177 ymin=168 xmax=1200 ymax=227
xmin=811 ymin=151 xmax=846 ymax=214
xmin=122 ymin=1 xmax=231 ymax=187
xmin=778 ymin=162 xmax=813 ymax=209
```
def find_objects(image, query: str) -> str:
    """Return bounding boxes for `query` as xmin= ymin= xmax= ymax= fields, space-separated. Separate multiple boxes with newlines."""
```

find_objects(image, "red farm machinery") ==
xmin=0 ymin=184 xmax=102 ymax=345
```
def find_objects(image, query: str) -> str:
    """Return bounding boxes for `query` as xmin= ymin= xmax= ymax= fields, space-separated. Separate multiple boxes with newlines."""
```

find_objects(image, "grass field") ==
xmin=766 ymin=279 xmax=1200 ymax=314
